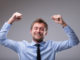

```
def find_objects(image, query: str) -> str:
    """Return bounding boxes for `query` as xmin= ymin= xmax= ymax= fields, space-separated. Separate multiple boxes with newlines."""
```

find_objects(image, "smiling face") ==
xmin=31 ymin=23 xmax=47 ymax=43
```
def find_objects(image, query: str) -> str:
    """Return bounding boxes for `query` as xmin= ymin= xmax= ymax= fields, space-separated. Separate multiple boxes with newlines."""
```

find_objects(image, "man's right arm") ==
xmin=0 ymin=12 xmax=22 ymax=52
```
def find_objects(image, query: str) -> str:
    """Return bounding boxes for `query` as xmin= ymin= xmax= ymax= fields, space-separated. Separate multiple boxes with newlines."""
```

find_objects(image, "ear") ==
xmin=30 ymin=30 xmax=32 ymax=34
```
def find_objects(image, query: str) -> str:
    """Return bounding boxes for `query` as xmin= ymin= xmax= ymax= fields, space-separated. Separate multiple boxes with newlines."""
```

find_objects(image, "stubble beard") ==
xmin=33 ymin=37 xmax=43 ymax=43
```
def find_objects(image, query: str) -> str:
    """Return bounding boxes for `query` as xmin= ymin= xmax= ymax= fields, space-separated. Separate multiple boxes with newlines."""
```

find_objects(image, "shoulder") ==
xmin=17 ymin=40 xmax=30 ymax=47
xmin=45 ymin=40 xmax=55 ymax=46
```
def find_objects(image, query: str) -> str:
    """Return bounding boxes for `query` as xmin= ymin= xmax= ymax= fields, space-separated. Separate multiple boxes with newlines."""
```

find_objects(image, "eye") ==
xmin=40 ymin=28 xmax=44 ymax=31
xmin=34 ymin=27 xmax=38 ymax=30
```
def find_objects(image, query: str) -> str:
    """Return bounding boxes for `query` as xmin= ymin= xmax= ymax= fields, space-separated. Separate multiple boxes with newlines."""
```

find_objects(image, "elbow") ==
xmin=76 ymin=39 xmax=80 ymax=45
xmin=69 ymin=38 xmax=80 ymax=47
xmin=73 ymin=38 xmax=80 ymax=46
xmin=0 ymin=32 xmax=7 ymax=40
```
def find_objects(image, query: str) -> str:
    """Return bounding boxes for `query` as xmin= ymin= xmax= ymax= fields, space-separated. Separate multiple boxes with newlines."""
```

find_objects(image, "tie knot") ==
xmin=36 ymin=44 xmax=40 ymax=47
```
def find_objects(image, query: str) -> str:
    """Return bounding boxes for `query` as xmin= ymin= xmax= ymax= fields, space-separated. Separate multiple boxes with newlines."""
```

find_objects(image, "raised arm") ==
xmin=51 ymin=14 xmax=79 ymax=52
xmin=0 ymin=12 xmax=22 ymax=52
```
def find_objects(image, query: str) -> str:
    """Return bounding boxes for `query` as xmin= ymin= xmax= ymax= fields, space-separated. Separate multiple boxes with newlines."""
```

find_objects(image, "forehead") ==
xmin=33 ymin=23 xmax=45 ymax=27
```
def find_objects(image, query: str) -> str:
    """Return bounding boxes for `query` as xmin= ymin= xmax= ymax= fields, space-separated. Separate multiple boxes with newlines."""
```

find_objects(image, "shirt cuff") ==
xmin=63 ymin=25 xmax=73 ymax=33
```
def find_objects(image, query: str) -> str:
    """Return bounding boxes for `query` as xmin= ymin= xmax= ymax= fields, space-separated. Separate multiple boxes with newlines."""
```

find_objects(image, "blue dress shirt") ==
xmin=0 ymin=22 xmax=79 ymax=60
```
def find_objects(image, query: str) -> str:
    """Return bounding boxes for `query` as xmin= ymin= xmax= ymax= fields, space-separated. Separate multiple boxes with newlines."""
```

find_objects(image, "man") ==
xmin=0 ymin=12 xmax=79 ymax=60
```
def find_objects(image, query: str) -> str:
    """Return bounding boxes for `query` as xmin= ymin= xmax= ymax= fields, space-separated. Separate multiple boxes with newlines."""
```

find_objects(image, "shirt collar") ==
xmin=31 ymin=40 xmax=46 ymax=47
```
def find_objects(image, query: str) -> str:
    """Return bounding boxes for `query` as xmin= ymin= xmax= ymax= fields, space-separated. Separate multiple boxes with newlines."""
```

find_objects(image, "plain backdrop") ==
xmin=0 ymin=0 xmax=80 ymax=60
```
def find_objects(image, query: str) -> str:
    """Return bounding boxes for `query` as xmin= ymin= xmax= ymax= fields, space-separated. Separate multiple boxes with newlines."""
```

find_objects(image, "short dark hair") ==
xmin=31 ymin=18 xmax=48 ymax=31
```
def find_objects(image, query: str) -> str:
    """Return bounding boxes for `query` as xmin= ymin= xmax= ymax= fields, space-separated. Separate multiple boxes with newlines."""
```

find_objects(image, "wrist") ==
xmin=8 ymin=17 xmax=15 ymax=24
xmin=61 ymin=21 xmax=67 ymax=28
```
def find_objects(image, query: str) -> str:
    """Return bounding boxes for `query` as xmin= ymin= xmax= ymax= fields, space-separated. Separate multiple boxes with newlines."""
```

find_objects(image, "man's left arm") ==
xmin=51 ymin=15 xmax=79 ymax=52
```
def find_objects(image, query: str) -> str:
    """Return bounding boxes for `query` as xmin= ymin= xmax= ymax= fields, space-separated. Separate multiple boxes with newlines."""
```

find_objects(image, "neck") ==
xmin=33 ymin=39 xmax=43 ymax=44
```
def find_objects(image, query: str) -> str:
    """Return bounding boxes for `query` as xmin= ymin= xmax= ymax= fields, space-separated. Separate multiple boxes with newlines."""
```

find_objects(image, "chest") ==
xmin=19 ymin=44 xmax=55 ymax=60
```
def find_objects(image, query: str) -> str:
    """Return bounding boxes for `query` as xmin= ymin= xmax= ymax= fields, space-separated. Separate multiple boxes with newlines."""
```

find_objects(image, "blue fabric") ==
xmin=0 ymin=22 xmax=79 ymax=60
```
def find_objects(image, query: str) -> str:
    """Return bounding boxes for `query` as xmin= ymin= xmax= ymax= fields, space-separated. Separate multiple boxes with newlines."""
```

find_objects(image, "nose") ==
xmin=37 ymin=29 xmax=40 ymax=32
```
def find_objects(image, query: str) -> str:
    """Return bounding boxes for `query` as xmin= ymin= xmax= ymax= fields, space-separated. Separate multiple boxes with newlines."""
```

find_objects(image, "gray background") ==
xmin=0 ymin=0 xmax=80 ymax=60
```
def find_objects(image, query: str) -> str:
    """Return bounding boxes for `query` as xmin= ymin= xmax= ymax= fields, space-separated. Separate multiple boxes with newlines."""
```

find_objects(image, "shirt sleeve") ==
xmin=0 ymin=22 xmax=19 ymax=53
xmin=52 ymin=26 xmax=79 ymax=52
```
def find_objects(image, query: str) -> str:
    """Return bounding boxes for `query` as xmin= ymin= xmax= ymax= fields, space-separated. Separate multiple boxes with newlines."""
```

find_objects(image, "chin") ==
xmin=33 ymin=37 xmax=43 ymax=42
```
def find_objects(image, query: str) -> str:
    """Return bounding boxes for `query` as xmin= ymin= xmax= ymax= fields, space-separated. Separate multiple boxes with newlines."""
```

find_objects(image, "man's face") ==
xmin=31 ymin=23 xmax=47 ymax=42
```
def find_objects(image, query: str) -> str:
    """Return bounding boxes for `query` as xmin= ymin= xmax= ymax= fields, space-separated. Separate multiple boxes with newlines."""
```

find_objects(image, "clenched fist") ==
xmin=51 ymin=14 xmax=67 ymax=27
xmin=8 ymin=12 xmax=22 ymax=24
